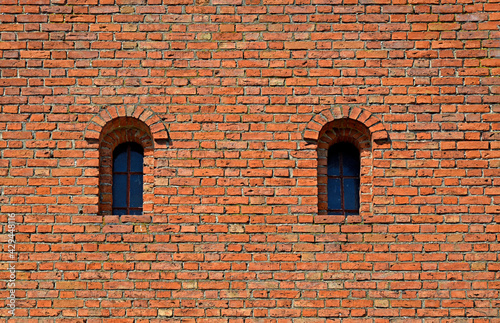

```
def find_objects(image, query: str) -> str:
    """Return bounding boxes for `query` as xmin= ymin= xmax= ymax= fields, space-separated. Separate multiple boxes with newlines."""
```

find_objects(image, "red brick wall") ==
xmin=1 ymin=0 xmax=500 ymax=321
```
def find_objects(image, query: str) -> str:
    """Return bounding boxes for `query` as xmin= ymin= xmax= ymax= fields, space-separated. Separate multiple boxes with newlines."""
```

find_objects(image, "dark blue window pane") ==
xmin=112 ymin=174 xmax=127 ymax=208
xmin=343 ymin=178 xmax=360 ymax=210
xmin=130 ymin=146 xmax=144 ymax=173
xmin=113 ymin=208 xmax=127 ymax=216
xmin=112 ymin=142 xmax=144 ymax=216
xmin=328 ymin=178 xmax=342 ymax=210
xmin=129 ymin=175 xmax=143 ymax=208
xmin=327 ymin=150 xmax=340 ymax=176
xmin=113 ymin=147 xmax=128 ymax=173
xmin=342 ymin=148 xmax=360 ymax=177
xmin=327 ymin=142 xmax=360 ymax=215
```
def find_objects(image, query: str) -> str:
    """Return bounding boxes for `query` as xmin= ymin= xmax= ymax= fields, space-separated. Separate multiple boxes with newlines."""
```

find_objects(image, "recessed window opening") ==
xmin=112 ymin=142 xmax=144 ymax=216
xmin=327 ymin=142 xmax=360 ymax=215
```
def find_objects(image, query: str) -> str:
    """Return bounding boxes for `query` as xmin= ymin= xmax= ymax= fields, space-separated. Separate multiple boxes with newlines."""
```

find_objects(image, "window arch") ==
xmin=112 ymin=142 xmax=144 ymax=216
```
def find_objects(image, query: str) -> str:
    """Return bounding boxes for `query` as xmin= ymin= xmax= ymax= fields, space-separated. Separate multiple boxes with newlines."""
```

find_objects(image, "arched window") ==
xmin=327 ymin=142 xmax=360 ymax=215
xmin=308 ymin=107 xmax=389 ymax=218
xmin=112 ymin=142 xmax=144 ymax=216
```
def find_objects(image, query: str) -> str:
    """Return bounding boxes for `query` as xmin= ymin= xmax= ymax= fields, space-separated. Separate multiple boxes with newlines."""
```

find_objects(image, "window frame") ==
xmin=112 ymin=142 xmax=144 ymax=216
xmin=98 ymin=117 xmax=155 ymax=216
xmin=327 ymin=142 xmax=361 ymax=215
xmin=317 ymin=119 xmax=372 ymax=219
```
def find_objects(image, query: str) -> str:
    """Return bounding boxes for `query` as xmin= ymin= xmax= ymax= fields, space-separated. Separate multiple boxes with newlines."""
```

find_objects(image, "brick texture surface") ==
xmin=1 ymin=0 xmax=500 ymax=321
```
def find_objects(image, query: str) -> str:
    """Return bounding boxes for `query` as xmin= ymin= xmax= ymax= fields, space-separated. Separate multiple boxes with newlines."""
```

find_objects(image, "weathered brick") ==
xmin=1 ymin=0 xmax=499 ymax=321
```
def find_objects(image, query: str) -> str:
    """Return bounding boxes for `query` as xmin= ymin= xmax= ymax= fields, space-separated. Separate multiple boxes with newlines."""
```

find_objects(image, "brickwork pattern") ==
xmin=0 ymin=0 xmax=500 ymax=321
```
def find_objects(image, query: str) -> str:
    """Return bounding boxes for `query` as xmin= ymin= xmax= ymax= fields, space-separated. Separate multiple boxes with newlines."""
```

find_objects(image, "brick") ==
xmin=1 ymin=2 xmax=499 ymax=321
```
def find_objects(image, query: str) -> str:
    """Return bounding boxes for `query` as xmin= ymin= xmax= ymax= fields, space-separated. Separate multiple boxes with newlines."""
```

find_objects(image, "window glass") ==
xmin=327 ymin=152 xmax=340 ymax=176
xmin=112 ymin=142 xmax=144 ymax=215
xmin=112 ymin=174 xmax=128 ymax=208
xmin=129 ymin=175 xmax=143 ymax=208
xmin=129 ymin=209 xmax=142 ymax=216
xmin=113 ymin=146 xmax=128 ymax=173
xmin=343 ymin=178 xmax=360 ymax=210
xmin=327 ymin=178 xmax=342 ymax=211
xmin=130 ymin=148 xmax=143 ymax=173
xmin=342 ymin=145 xmax=360 ymax=176
xmin=327 ymin=142 xmax=360 ymax=215
xmin=113 ymin=209 xmax=127 ymax=216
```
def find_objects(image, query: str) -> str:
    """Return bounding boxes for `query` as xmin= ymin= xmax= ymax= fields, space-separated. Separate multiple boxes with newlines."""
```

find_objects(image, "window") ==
xmin=327 ymin=142 xmax=360 ymax=215
xmin=96 ymin=115 xmax=156 ymax=216
xmin=112 ymin=142 xmax=144 ymax=215
xmin=311 ymin=110 xmax=387 ymax=217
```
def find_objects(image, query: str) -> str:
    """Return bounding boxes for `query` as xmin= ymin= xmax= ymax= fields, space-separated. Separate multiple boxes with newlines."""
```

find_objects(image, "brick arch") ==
xmin=84 ymin=106 xmax=169 ymax=142
xmin=303 ymin=106 xmax=389 ymax=143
